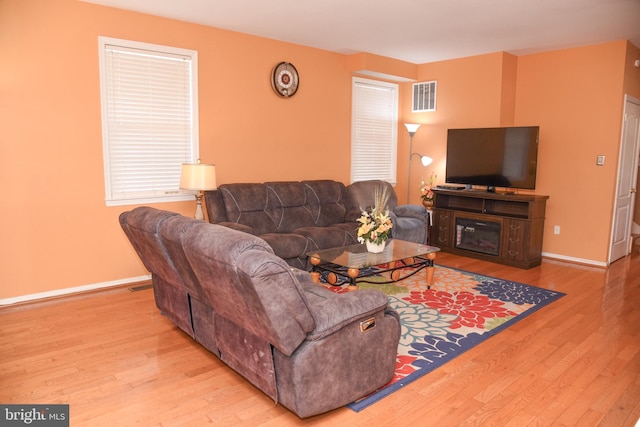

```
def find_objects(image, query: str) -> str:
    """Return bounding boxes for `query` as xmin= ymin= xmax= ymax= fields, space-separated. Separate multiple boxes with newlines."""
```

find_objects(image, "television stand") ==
xmin=431 ymin=189 xmax=549 ymax=269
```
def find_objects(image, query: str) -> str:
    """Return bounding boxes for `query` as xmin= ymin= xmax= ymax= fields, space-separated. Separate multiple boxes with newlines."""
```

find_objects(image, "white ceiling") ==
xmin=82 ymin=0 xmax=640 ymax=64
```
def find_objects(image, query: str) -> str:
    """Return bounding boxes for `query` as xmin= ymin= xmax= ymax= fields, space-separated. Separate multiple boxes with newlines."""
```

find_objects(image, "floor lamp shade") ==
xmin=404 ymin=123 xmax=421 ymax=135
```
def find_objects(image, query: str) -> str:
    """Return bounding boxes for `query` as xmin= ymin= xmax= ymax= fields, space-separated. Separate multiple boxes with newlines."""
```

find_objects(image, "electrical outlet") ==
xmin=554 ymin=225 xmax=560 ymax=235
xmin=596 ymin=155 xmax=605 ymax=166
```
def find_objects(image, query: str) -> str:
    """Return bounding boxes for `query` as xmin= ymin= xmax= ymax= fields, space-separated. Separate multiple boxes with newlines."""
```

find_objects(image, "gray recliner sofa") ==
xmin=119 ymin=207 xmax=401 ymax=418
xmin=205 ymin=179 xmax=429 ymax=269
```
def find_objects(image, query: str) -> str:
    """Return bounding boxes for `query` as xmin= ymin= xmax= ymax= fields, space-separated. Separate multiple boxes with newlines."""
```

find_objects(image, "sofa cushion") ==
xmin=390 ymin=216 xmax=428 ymax=243
xmin=302 ymin=287 xmax=391 ymax=341
xmin=293 ymin=225 xmax=357 ymax=251
xmin=303 ymin=180 xmax=349 ymax=226
xmin=346 ymin=180 xmax=398 ymax=218
xmin=236 ymin=251 xmax=316 ymax=356
xmin=260 ymin=232 xmax=311 ymax=260
xmin=203 ymin=189 xmax=227 ymax=222
xmin=326 ymin=221 xmax=360 ymax=240
xmin=119 ymin=208 xmax=180 ymax=284
xmin=158 ymin=215 xmax=205 ymax=299
xmin=183 ymin=222 xmax=275 ymax=322
xmin=266 ymin=181 xmax=315 ymax=232
xmin=219 ymin=184 xmax=277 ymax=234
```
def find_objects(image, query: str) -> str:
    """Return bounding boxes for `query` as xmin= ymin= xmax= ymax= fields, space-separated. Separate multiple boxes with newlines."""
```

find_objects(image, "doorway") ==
xmin=609 ymin=95 xmax=640 ymax=263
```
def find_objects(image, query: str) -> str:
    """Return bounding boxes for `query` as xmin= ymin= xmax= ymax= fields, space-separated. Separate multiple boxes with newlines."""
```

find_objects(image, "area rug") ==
xmin=324 ymin=264 xmax=565 ymax=412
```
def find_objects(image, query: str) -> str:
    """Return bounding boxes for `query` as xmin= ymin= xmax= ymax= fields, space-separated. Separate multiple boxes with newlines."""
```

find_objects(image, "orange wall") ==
xmin=1 ymin=0 xmax=638 ymax=301
xmin=515 ymin=42 xmax=633 ymax=262
xmin=400 ymin=52 xmax=517 ymax=204
xmin=0 ymin=0 xmax=352 ymax=300
xmin=399 ymin=42 xmax=638 ymax=264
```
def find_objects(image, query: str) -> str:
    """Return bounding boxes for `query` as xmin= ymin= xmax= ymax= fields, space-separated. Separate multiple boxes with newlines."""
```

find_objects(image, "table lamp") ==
xmin=180 ymin=160 xmax=217 ymax=220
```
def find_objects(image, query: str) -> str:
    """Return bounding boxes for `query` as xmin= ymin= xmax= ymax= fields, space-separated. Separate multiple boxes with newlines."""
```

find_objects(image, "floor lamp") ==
xmin=180 ymin=160 xmax=217 ymax=220
xmin=405 ymin=123 xmax=433 ymax=203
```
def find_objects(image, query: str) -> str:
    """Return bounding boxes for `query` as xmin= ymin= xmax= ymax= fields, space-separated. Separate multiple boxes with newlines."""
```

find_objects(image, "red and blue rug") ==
xmin=324 ymin=264 xmax=565 ymax=412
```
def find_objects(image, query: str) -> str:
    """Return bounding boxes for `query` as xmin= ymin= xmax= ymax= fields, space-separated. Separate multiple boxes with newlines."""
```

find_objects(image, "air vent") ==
xmin=412 ymin=81 xmax=437 ymax=112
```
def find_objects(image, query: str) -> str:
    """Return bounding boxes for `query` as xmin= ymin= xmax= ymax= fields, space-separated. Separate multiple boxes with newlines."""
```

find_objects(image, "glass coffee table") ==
xmin=307 ymin=239 xmax=440 ymax=290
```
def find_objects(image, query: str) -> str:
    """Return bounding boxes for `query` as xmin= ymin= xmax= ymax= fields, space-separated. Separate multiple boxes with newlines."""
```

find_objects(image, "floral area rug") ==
xmin=323 ymin=264 xmax=565 ymax=412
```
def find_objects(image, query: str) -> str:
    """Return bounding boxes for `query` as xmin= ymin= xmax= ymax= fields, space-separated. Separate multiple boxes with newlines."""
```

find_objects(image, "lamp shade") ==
xmin=404 ymin=123 xmax=421 ymax=134
xmin=421 ymin=156 xmax=433 ymax=166
xmin=180 ymin=163 xmax=217 ymax=190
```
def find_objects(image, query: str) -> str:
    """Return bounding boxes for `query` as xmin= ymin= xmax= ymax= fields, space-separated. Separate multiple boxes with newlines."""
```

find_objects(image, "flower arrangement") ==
xmin=356 ymin=186 xmax=393 ymax=245
xmin=420 ymin=172 xmax=437 ymax=202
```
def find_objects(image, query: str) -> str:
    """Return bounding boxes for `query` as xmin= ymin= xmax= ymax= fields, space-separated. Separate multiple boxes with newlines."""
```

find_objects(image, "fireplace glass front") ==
xmin=455 ymin=217 xmax=501 ymax=256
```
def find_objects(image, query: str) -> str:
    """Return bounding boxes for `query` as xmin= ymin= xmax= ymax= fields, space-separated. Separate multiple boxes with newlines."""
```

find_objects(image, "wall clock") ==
xmin=271 ymin=61 xmax=299 ymax=98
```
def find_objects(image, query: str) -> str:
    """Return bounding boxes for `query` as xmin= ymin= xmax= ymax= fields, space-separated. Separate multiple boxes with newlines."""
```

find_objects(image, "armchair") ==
xmin=347 ymin=180 xmax=429 ymax=244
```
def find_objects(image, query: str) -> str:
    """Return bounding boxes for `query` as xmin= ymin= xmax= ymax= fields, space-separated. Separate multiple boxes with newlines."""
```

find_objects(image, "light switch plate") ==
xmin=596 ymin=155 xmax=605 ymax=166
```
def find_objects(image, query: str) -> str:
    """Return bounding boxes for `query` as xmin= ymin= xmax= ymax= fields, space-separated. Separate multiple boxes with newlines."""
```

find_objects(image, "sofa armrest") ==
xmin=394 ymin=204 xmax=428 ymax=220
xmin=292 ymin=268 xmax=314 ymax=284
xmin=304 ymin=288 xmax=391 ymax=341
xmin=218 ymin=222 xmax=257 ymax=235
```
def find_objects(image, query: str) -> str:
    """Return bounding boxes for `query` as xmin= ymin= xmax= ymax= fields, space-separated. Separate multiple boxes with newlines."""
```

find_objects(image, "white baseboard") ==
xmin=542 ymin=252 xmax=608 ymax=268
xmin=0 ymin=275 xmax=152 ymax=306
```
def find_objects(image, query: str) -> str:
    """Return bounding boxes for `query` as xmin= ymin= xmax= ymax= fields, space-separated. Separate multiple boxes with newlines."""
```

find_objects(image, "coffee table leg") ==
xmin=347 ymin=267 xmax=359 ymax=291
xmin=309 ymin=254 xmax=321 ymax=285
xmin=425 ymin=252 xmax=436 ymax=288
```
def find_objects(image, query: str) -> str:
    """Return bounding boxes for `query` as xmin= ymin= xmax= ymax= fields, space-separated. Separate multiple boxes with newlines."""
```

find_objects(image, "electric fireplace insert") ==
xmin=455 ymin=217 xmax=501 ymax=256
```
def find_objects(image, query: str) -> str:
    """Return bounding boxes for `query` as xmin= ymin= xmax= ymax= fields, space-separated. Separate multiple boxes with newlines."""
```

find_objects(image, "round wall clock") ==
xmin=271 ymin=61 xmax=299 ymax=98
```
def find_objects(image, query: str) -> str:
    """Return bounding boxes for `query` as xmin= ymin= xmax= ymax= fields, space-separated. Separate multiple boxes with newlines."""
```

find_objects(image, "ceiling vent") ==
xmin=412 ymin=81 xmax=437 ymax=112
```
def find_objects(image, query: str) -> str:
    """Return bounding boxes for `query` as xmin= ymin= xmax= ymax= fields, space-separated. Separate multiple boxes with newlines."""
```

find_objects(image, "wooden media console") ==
xmin=431 ymin=189 xmax=549 ymax=269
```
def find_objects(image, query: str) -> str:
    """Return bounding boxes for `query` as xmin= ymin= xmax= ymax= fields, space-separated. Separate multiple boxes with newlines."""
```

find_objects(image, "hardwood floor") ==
xmin=1 ymin=252 xmax=639 ymax=426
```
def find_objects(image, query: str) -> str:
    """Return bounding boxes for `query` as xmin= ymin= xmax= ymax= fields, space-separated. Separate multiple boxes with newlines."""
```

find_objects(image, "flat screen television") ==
xmin=445 ymin=126 xmax=539 ymax=192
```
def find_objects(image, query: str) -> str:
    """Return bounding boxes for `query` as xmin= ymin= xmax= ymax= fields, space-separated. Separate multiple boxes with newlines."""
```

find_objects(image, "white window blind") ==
xmin=351 ymin=77 xmax=398 ymax=184
xmin=99 ymin=37 xmax=199 ymax=206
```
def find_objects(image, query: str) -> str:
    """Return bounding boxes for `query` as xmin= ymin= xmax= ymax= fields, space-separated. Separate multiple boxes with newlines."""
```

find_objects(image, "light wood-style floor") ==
xmin=2 ymin=250 xmax=639 ymax=426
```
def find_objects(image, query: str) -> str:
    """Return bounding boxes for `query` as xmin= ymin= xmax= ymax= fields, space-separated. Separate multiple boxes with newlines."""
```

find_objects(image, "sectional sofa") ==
xmin=204 ymin=179 xmax=429 ymax=269
xmin=119 ymin=207 xmax=401 ymax=418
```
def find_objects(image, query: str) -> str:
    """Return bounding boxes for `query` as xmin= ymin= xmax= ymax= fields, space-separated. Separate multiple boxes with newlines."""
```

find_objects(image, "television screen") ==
xmin=445 ymin=126 xmax=539 ymax=191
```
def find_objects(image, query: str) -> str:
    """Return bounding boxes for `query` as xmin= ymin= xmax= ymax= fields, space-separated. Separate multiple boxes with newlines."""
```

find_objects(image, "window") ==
xmin=98 ymin=37 xmax=199 ymax=206
xmin=351 ymin=77 xmax=398 ymax=184
xmin=412 ymin=81 xmax=437 ymax=112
